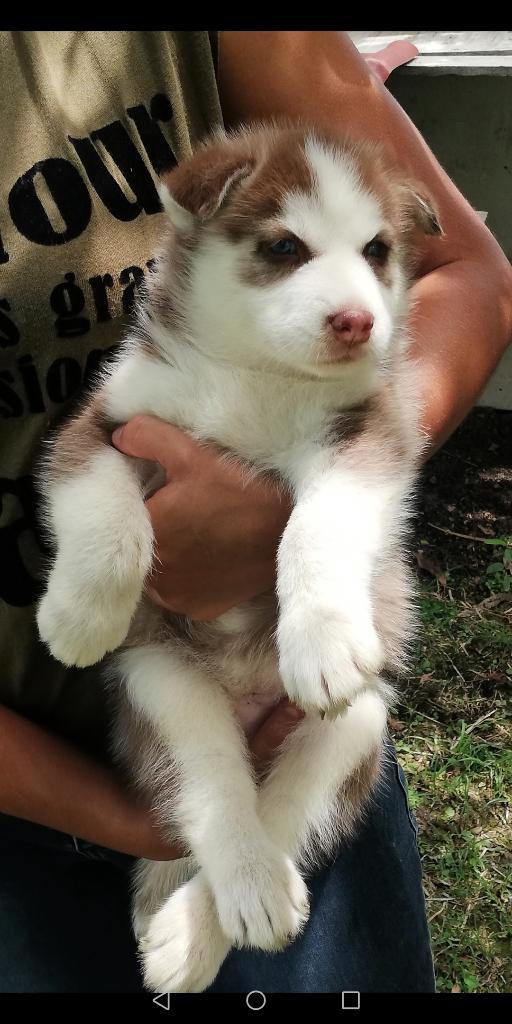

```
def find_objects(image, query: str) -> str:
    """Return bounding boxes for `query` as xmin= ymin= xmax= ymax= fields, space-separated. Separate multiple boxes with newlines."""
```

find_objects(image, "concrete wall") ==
xmin=388 ymin=72 xmax=512 ymax=408
xmin=388 ymin=74 xmax=512 ymax=260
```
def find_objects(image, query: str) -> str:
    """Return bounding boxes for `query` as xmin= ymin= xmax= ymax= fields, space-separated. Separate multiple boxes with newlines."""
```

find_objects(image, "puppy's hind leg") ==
xmin=121 ymin=643 xmax=308 ymax=992
xmin=258 ymin=687 xmax=389 ymax=869
xmin=132 ymin=857 xmax=198 ymax=941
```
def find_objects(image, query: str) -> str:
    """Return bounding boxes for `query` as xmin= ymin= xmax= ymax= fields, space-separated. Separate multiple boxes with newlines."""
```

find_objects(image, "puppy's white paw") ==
xmin=212 ymin=841 xmax=309 ymax=951
xmin=140 ymin=874 xmax=230 ymax=994
xmin=278 ymin=601 xmax=383 ymax=715
xmin=37 ymin=578 xmax=138 ymax=667
xmin=37 ymin=519 xmax=154 ymax=667
xmin=132 ymin=857 xmax=197 ymax=942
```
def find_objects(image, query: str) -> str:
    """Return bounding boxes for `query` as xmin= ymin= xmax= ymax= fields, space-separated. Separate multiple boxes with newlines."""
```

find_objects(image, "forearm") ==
xmin=0 ymin=704 xmax=179 ymax=859
xmin=408 ymin=259 xmax=512 ymax=455
xmin=0 ymin=700 xmax=301 ymax=850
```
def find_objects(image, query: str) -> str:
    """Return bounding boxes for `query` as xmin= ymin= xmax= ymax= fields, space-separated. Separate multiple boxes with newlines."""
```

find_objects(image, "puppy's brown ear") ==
xmin=160 ymin=142 xmax=255 ymax=228
xmin=400 ymin=184 xmax=443 ymax=236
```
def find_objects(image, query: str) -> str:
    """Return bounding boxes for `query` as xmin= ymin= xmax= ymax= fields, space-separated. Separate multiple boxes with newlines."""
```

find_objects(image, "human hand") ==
xmin=363 ymin=40 xmax=418 ymax=83
xmin=112 ymin=416 xmax=292 ymax=620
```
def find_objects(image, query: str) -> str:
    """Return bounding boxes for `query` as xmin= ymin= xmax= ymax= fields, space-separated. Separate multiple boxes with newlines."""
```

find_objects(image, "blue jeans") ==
xmin=0 ymin=748 xmax=435 ymax=993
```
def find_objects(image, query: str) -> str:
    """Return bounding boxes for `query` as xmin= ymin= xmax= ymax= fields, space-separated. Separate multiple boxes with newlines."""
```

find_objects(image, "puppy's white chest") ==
xmin=105 ymin=349 xmax=348 ymax=474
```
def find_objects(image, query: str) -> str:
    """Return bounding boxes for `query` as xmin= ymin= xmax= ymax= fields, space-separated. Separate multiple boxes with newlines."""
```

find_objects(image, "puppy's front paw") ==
xmin=278 ymin=601 xmax=383 ymax=715
xmin=37 ymin=572 xmax=140 ymax=668
xmin=140 ymin=874 xmax=230 ymax=993
xmin=212 ymin=840 xmax=309 ymax=951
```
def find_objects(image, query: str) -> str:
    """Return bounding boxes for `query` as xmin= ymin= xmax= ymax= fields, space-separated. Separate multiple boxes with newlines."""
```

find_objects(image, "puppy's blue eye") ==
xmin=268 ymin=238 xmax=299 ymax=257
xmin=363 ymin=238 xmax=390 ymax=263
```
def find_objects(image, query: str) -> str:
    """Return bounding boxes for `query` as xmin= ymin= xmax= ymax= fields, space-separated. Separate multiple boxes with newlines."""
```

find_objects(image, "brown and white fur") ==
xmin=36 ymin=123 xmax=439 ymax=993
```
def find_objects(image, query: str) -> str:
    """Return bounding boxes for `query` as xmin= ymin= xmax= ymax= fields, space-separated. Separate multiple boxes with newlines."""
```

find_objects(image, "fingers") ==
xmin=364 ymin=41 xmax=418 ymax=82
xmin=249 ymin=700 xmax=304 ymax=766
xmin=111 ymin=415 xmax=198 ymax=479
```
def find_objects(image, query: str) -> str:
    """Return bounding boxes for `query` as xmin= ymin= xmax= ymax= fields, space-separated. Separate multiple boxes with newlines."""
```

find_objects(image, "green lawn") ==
xmin=389 ymin=407 xmax=512 ymax=992
xmin=396 ymin=571 xmax=511 ymax=993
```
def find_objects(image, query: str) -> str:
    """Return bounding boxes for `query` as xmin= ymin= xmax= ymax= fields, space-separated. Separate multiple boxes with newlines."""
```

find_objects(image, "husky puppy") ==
xmin=37 ymin=122 xmax=440 ymax=992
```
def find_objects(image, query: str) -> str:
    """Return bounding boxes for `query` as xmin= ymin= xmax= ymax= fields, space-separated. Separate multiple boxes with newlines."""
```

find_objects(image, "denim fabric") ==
xmin=0 ymin=748 xmax=435 ymax=993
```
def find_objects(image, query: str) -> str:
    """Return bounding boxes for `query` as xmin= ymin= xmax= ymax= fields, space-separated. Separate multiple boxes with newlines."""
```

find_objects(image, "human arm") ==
xmin=0 ymin=700 xmax=302 ymax=858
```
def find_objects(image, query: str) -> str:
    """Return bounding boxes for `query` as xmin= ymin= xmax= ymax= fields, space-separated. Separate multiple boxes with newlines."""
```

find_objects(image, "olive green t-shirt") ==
xmin=0 ymin=30 xmax=223 ymax=758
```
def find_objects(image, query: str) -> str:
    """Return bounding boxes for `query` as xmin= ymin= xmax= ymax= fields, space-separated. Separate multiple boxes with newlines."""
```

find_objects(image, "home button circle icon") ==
xmin=246 ymin=990 xmax=267 ymax=1010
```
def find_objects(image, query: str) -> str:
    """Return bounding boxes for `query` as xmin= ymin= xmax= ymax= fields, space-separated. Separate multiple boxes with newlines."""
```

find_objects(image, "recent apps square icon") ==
xmin=341 ymin=991 xmax=360 ymax=1010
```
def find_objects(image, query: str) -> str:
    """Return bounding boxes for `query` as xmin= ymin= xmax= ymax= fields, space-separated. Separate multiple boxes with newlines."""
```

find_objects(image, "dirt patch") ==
xmin=417 ymin=406 xmax=512 ymax=603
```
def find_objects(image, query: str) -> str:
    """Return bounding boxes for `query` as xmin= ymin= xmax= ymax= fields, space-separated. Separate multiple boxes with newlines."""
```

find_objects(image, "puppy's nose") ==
xmin=327 ymin=309 xmax=374 ymax=346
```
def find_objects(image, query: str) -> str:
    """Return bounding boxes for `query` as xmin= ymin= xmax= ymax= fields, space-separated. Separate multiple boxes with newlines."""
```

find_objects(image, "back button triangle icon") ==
xmin=153 ymin=993 xmax=171 ymax=1011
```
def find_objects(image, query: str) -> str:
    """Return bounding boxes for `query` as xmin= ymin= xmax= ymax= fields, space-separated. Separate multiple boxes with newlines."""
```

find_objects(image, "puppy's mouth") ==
xmin=317 ymin=337 xmax=373 ymax=367
xmin=321 ymin=345 xmax=369 ymax=364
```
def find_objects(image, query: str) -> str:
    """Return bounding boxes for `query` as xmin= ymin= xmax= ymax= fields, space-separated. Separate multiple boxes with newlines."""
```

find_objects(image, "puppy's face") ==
xmin=159 ymin=126 xmax=442 ymax=380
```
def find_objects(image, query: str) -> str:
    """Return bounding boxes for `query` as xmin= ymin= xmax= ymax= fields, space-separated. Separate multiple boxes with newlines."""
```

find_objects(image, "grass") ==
xmin=394 ymin=554 xmax=512 ymax=993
